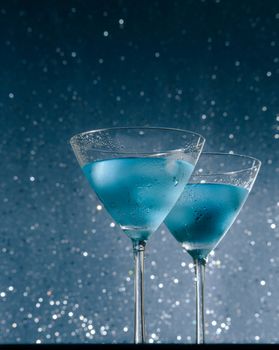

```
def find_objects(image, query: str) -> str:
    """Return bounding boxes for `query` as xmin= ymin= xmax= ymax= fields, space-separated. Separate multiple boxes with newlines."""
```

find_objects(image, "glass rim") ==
xmin=192 ymin=151 xmax=261 ymax=176
xmin=69 ymin=126 xmax=205 ymax=155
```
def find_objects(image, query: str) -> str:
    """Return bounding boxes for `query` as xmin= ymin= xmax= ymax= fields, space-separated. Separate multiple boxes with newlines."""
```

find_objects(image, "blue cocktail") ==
xmin=165 ymin=183 xmax=248 ymax=260
xmin=83 ymin=157 xmax=193 ymax=242
xmin=164 ymin=152 xmax=261 ymax=344
xmin=70 ymin=127 xmax=205 ymax=343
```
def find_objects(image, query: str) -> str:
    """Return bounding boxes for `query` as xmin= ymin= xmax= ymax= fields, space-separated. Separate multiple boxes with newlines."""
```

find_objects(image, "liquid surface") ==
xmin=83 ymin=157 xmax=193 ymax=241
xmin=165 ymin=183 xmax=249 ymax=259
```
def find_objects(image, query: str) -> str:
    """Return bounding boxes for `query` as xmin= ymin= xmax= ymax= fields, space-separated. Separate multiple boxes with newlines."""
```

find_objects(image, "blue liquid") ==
xmin=165 ymin=183 xmax=249 ymax=259
xmin=83 ymin=157 xmax=193 ymax=241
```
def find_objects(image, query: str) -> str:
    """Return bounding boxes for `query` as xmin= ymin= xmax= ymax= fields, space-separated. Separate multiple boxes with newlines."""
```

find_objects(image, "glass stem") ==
xmin=194 ymin=257 xmax=206 ymax=344
xmin=132 ymin=240 xmax=146 ymax=344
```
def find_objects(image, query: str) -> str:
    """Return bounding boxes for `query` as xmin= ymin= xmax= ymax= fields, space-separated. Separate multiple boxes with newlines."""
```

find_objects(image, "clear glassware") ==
xmin=165 ymin=152 xmax=261 ymax=344
xmin=69 ymin=127 xmax=205 ymax=343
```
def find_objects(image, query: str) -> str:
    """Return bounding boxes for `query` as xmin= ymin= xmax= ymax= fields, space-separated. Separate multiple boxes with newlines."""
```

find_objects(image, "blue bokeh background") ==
xmin=0 ymin=0 xmax=278 ymax=343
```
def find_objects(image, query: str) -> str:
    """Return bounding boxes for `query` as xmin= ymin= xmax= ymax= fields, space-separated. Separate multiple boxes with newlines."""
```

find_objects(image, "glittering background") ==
xmin=0 ymin=0 xmax=278 ymax=344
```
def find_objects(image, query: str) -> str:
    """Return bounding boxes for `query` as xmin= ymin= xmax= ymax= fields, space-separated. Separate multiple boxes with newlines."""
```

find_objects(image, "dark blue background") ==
xmin=0 ymin=0 xmax=278 ymax=344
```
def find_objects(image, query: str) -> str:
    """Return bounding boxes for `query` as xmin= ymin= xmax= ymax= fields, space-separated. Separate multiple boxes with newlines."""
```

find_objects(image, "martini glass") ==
xmin=69 ymin=127 xmax=205 ymax=343
xmin=164 ymin=152 xmax=261 ymax=344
